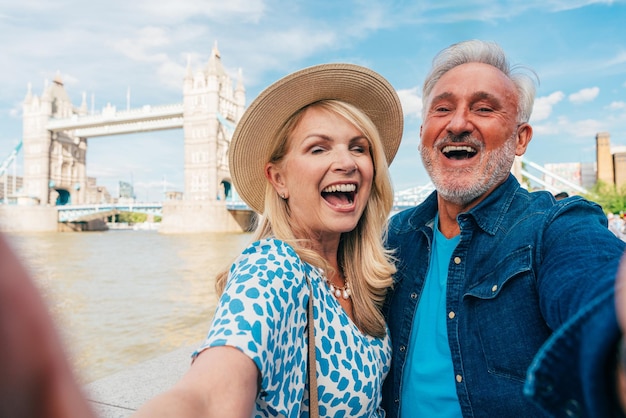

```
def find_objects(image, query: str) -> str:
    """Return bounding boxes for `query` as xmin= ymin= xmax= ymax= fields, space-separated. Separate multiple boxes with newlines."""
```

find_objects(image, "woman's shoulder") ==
xmin=230 ymin=238 xmax=307 ymax=285
xmin=241 ymin=237 xmax=299 ymax=259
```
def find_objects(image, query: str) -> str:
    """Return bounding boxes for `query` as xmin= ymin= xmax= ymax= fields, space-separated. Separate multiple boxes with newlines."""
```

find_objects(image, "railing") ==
xmin=57 ymin=202 xmax=163 ymax=222
xmin=519 ymin=156 xmax=589 ymax=195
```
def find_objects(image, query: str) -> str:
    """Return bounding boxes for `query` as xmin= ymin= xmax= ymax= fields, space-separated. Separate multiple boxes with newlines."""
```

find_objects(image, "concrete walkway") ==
xmin=85 ymin=345 xmax=195 ymax=417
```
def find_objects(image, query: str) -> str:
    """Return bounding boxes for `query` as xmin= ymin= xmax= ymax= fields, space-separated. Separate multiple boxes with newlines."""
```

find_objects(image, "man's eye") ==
xmin=433 ymin=106 xmax=450 ymax=113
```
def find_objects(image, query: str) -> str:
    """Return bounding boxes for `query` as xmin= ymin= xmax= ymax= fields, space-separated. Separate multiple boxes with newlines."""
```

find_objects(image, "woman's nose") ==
xmin=332 ymin=150 xmax=358 ymax=173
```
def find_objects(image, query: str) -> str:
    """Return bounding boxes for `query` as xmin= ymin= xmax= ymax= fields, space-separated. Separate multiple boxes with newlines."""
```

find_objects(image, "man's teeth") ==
xmin=322 ymin=184 xmax=356 ymax=193
xmin=442 ymin=145 xmax=475 ymax=153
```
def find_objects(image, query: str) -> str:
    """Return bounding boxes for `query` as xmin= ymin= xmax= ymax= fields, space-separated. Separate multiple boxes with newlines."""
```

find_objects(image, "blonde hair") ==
xmin=216 ymin=99 xmax=396 ymax=338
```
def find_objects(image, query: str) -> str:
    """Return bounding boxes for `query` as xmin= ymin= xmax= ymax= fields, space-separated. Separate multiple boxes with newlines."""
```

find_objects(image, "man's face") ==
xmin=420 ymin=62 xmax=527 ymax=207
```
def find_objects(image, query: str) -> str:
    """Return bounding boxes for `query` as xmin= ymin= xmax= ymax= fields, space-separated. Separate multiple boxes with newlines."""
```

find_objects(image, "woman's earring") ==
xmin=280 ymin=192 xmax=287 ymax=200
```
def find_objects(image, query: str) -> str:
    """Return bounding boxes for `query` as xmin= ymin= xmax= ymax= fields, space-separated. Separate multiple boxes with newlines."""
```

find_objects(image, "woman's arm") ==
xmin=132 ymin=345 xmax=259 ymax=417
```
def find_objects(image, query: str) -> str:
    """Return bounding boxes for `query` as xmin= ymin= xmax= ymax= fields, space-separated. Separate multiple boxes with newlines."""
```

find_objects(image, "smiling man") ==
xmin=382 ymin=40 xmax=626 ymax=417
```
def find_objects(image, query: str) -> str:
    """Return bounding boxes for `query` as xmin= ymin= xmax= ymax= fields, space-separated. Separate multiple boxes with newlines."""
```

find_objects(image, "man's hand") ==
xmin=615 ymin=254 xmax=626 ymax=411
xmin=0 ymin=234 xmax=95 ymax=417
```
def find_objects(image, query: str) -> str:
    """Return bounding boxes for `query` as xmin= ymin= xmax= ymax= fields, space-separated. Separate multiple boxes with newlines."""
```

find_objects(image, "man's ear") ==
xmin=515 ymin=123 xmax=533 ymax=156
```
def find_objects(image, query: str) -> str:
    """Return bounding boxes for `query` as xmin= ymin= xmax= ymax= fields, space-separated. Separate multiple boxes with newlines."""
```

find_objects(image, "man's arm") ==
xmin=614 ymin=256 xmax=626 ymax=411
xmin=0 ymin=234 xmax=96 ymax=417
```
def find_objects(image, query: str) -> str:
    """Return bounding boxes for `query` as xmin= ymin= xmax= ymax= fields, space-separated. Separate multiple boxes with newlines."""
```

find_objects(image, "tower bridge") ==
xmin=0 ymin=43 xmax=590 ymax=233
xmin=1 ymin=43 xmax=256 ymax=233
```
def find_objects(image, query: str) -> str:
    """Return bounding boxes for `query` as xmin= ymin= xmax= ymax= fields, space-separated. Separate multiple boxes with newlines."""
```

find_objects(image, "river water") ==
xmin=4 ymin=229 xmax=252 ymax=384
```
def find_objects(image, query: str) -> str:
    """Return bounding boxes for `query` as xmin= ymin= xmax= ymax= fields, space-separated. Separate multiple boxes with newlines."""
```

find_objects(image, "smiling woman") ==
xmin=131 ymin=63 xmax=404 ymax=418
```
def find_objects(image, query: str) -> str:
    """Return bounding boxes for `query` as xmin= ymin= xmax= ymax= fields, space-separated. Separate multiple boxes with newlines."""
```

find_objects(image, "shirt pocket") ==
xmin=464 ymin=246 xmax=551 ymax=382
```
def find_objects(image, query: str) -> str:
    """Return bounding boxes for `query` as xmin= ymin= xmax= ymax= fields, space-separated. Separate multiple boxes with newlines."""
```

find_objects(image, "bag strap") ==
xmin=306 ymin=275 xmax=319 ymax=418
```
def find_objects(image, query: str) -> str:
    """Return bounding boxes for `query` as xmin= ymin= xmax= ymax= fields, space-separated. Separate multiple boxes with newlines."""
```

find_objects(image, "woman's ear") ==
xmin=265 ymin=162 xmax=287 ymax=198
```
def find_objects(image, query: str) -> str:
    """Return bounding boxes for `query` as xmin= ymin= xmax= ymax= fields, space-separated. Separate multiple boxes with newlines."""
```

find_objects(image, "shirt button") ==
xmin=410 ymin=292 xmax=418 ymax=299
xmin=491 ymin=284 xmax=498 ymax=292
xmin=454 ymin=257 xmax=461 ymax=264
xmin=448 ymin=311 xmax=456 ymax=319
xmin=456 ymin=374 xmax=463 ymax=383
xmin=400 ymin=345 xmax=406 ymax=352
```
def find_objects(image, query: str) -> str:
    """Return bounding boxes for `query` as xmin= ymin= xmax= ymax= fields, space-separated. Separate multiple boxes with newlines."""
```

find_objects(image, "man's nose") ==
xmin=446 ymin=108 xmax=473 ymax=136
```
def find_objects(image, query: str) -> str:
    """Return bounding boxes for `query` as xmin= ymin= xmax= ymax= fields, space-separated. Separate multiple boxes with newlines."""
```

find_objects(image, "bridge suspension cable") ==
xmin=519 ymin=156 xmax=589 ymax=195
xmin=0 ymin=140 xmax=22 ymax=177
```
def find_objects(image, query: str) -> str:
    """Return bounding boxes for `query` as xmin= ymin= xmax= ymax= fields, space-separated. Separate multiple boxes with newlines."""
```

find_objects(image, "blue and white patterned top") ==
xmin=195 ymin=238 xmax=391 ymax=417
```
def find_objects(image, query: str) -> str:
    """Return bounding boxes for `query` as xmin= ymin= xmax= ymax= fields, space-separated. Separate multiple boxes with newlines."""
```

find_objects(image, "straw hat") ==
xmin=229 ymin=63 xmax=403 ymax=214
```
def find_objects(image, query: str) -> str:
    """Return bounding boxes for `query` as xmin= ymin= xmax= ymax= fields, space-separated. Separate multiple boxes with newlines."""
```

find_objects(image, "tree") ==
xmin=583 ymin=180 xmax=626 ymax=214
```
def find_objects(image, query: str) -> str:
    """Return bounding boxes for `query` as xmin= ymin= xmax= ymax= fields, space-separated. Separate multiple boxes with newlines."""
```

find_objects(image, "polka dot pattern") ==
xmin=194 ymin=238 xmax=391 ymax=417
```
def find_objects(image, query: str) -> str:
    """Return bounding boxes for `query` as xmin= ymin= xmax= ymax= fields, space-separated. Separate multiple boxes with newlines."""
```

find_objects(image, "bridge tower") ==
xmin=182 ymin=42 xmax=244 ymax=202
xmin=22 ymin=75 xmax=88 ymax=205
xmin=160 ymin=43 xmax=250 ymax=232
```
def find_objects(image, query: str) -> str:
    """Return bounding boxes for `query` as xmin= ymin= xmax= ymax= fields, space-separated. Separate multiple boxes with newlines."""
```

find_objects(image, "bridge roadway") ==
xmin=46 ymin=103 xmax=184 ymax=138
xmin=57 ymin=184 xmax=436 ymax=223
xmin=57 ymin=202 xmax=164 ymax=223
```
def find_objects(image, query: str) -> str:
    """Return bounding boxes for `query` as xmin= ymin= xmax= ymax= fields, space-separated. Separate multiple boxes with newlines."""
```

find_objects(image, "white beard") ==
xmin=420 ymin=132 xmax=517 ymax=206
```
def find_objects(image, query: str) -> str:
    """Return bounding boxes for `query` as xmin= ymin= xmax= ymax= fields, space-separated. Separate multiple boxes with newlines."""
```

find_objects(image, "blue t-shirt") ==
xmin=401 ymin=215 xmax=462 ymax=417
xmin=194 ymin=238 xmax=391 ymax=417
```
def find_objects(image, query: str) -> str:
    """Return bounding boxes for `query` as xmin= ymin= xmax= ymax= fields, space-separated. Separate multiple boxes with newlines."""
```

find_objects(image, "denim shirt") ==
xmin=382 ymin=175 xmax=626 ymax=418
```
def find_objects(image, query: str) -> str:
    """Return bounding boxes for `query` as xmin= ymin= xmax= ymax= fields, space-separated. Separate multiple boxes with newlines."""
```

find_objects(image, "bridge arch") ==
xmin=54 ymin=188 xmax=71 ymax=206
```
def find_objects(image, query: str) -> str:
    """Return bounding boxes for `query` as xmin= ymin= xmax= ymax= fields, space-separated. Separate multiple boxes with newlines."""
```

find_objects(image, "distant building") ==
xmin=118 ymin=181 xmax=135 ymax=203
xmin=0 ymin=175 xmax=23 ymax=202
xmin=581 ymin=162 xmax=597 ymax=190
xmin=544 ymin=162 xmax=582 ymax=194
xmin=614 ymin=152 xmax=626 ymax=188
xmin=596 ymin=132 xmax=614 ymax=185
xmin=596 ymin=132 xmax=626 ymax=189
xmin=85 ymin=177 xmax=112 ymax=204
xmin=165 ymin=191 xmax=183 ymax=200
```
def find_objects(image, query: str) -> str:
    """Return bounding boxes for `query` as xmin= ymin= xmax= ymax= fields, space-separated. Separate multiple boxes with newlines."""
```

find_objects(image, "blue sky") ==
xmin=1 ymin=0 xmax=625 ymax=200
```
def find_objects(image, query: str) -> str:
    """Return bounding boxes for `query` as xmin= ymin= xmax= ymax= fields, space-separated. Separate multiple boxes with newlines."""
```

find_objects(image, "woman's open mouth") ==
xmin=321 ymin=183 xmax=356 ymax=207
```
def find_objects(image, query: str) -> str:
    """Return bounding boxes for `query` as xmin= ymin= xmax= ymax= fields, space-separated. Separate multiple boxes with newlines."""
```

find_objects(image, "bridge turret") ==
xmin=235 ymin=68 xmax=245 ymax=120
xmin=183 ymin=54 xmax=193 ymax=94
xmin=77 ymin=91 xmax=88 ymax=116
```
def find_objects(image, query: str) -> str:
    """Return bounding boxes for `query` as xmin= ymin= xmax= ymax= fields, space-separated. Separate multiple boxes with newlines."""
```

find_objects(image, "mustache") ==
xmin=431 ymin=133 xmax=484 ymax=150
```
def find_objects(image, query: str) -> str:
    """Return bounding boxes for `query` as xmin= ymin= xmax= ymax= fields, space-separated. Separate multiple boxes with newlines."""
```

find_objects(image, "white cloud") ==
xmin=397 ymin=86 xmax=422 ymax=120
xmin=531 ymin=115 xmax=605 ymax=141
xmin=566 ymin=118 xmax=605 ymax=138
xmin=608 ymin=101 xmax=626 ymax=110
xmin=133 ymin=0 xmax=266 ymax=24
xmin=531 ymin=91 xmax=564 ymax=122
xmin=568 ymin=87 xmax=600 ymax=104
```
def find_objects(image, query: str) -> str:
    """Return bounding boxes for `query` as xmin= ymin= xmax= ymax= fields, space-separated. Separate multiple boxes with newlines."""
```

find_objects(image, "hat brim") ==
xmin=229 ymin=63 xmax=404 ymax=214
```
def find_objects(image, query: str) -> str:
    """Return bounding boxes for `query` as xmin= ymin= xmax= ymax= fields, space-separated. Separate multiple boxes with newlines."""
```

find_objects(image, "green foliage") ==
xmin=112 ymin=212 xmax=162 ymax=223
xmin=583 ymin=180 xmax=626 ymax=214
